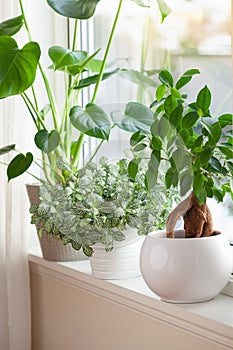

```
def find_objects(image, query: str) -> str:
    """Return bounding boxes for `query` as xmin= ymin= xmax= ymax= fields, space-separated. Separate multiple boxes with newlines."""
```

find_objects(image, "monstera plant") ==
xmin=0 ymin=0 xmax=171 ymax=184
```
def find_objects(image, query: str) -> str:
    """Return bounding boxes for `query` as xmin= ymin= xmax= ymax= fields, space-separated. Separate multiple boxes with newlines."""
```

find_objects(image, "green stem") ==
xmin=71 ymin=133 xmax=85 ymax=170
xmin=88 ymin=139 xmax=104 ymax=163
xmin=19 ymin=0 xmax=59 ymax=131
xmin=91 ymin=0 xmax=123 ymax=103
xmin=21 ymin=93 xmax=47 ymax=129
xmin=72 ymin=19 xmax=79 ymax=51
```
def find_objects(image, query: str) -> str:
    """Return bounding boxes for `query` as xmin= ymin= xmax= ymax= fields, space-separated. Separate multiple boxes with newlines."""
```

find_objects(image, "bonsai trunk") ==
xmin=166 ymin=191 xmax=219 ymax=238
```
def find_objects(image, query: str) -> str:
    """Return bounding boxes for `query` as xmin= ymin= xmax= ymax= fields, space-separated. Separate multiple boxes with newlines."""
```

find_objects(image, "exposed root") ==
xmin=166 ymin=191 xmax=217 ymax=238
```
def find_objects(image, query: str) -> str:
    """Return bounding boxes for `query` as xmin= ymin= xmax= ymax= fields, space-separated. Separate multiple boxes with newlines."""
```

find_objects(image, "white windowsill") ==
xmin=28 ymin=252 xmax=233 ymax=350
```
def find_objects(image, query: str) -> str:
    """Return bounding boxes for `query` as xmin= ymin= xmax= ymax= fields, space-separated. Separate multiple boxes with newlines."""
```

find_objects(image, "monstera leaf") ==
xmin=70 ymin=103 xmax=111 ymax=140
xmin=111 ymin=102 xmax=154 ymax=134
xmin=34 ymin=130 xmax=60 ymax=153
xmin=7 ymin=152 xmax=33 ymax=181
xmin=46 ymin=0 xmax=101 ymax=19
xmin=0 ymin=36 xmax=40 ymax=98
xmin=0 ymin=15 xmax=24 ymax=36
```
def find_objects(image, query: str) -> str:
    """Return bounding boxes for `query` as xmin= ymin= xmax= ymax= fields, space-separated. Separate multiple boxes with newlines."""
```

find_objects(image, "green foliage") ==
xmin=129 ymin=69 xmax=233 ymax=204
xmin=0 ymin=0 xmax=169 ymax=183
xmin=30 ymin=157 xmax=177 ymax=255
xmin=0 ymin=37 xmax=40 ymax=98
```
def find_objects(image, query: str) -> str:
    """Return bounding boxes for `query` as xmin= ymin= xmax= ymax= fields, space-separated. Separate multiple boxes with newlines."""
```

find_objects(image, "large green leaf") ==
xmin=119 ymin=69 xmax=157 ymax=89
xmin=7 ymin=152 xmax=33 ymax=181
xmin=0 ymin=15 xmax=24 ymax=36
xmin=111 ymin=102 xmax=154 ymax=134
xmin=46 ymin=0 xmax=101 ymax=19
xmin=48 ymin=46 xmax=101 ymax=75
xmin=34 ymin=130 xmax=60 ymax=153
xmin=0 ymin=36 xmax=40 ymax=98
xmin=74 ymin=69 xmax=120 ymax=89
xmin=49 ymin=46 xmax=87 ymax=70
xmin=0 ymin=144 xmax=15 ymax=155
xmin=70 ymin=104 xmax=111 ymax=140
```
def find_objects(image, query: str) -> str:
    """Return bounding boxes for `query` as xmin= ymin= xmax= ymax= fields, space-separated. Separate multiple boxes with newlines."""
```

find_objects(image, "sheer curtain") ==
xmin=0 ymin=0 xmax=65 ymax=348
xmin=0 ymin=2 xmax=32 ymax=347
xmin=0 ymin=96 xmax=32 ymax=350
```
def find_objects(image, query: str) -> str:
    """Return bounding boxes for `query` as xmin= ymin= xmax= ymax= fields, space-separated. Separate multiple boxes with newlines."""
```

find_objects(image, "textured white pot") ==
xmin=90 ymin=228 xmax=145 ymax=280
xmin=140 ymin=229 xmax=233 ymax=303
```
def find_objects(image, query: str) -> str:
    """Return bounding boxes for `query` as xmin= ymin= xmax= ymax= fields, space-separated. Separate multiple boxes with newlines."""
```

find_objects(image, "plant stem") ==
xmin=19 ymin=0 xmax=59 ymax=131
xmin=88 ymin=139 xmax=104 ymax=163
xmin=72 ymin=133 xmax=85 ymax=170
xmin=21 ymin=93 xmax=47 ymax=129
xmin=72 ymin=19 xmax=79 ymax=51
xmin=91 ymin=0 xmax=123 ymax=103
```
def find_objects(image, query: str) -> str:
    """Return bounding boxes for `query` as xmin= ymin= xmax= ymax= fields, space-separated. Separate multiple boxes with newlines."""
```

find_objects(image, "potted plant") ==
xmin=29 ymin=156 xmax=177 ymax=278
xmin=123 ymin=68 xmax=233 ymax=301
xmin=0 ymin=0 xmax=171 ymax=260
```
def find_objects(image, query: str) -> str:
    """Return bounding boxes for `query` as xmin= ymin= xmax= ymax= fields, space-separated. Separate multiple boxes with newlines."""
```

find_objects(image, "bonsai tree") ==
xmin=0 ymin=0 xmax=170 ymax=184
xmin=126 ymin=69 xmax=233 ymax=238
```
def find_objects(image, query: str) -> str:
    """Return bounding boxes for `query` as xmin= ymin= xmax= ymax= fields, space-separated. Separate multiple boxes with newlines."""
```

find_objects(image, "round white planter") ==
xmin=90 ymin=228 xmax=145 ymax=279
xmin=140 ymin=229 xmax=233 ymax=303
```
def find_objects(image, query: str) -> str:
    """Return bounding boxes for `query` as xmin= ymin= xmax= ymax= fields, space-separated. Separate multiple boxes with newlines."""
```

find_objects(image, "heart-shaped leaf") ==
xmin=34 ymin=130 xmax=60 ymax=153
xmin=49 ymin=46 xmax=87 ymax=70
xmin=111 ymin=102 xmax=154 ymax=134
xmin=70 ymin=104 xmax=111 ymax=140
xmin=46 ymin=0 xmax=101 ymax=19
xmin=0 ymin=144 xmax=15 ymax=155
xmin=7 ymin=152 xmax=33 ymax=181
xmin=0 ymin=36 xmax=40 ymax=98
xmin=0 ymin=15 xmax=24 ymax=36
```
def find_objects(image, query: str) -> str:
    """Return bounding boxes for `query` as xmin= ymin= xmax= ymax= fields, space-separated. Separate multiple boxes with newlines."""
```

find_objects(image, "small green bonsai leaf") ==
xmin=111 ymin=102 xmax=154 ymax=134
xmin=196 ymin=85 xmax=211 ymax=115
xmin=128 ymin=158 xmax=140 ymax=181
xmin=158 ymin=69 xmax=174 ymax=87
xmin=7 ymin=152 xmax=33 ymax=181
xmin=175 ymin=69 xmax=200 ymax=90
xmin=182 ymin=111 xmax=199 ymax=129
xmin=0 ymin=15 xmax=24 ymax=36
xmin=34 ymin=130 xmax=60 ymax=153
xmin=0 ymin=37 xmax=40 ymax=98
xmin=218 ymin=113 xmax=233 ymax=127
xmin=70 ymin=104 xmax=111 ymax=140
xmin=0 ymin=144 xmax=15 ymax=155
xmin=46 ymin=0 xmax=101 ymax=19
xmin=156 ymin=84 xmax=166 ymax=102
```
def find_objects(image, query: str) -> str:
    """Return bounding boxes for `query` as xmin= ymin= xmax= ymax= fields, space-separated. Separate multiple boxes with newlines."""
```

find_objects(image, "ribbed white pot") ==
xmin=90 ymin=228 xmax=145 ymax=280
xmin=140 ymin=229 xmax=233 ymax=303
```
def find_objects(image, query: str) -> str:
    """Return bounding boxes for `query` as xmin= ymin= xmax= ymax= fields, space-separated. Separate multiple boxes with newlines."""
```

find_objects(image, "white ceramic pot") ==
xmin=90 ymin=228 xmax=145 ymax=280
xmin=140 ymin=229 xmax=233 ymax=303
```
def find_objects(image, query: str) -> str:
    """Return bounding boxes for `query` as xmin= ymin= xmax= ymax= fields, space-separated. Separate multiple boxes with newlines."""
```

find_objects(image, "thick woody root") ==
xmin=166 ymin=192 xmax=219 ymax=238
